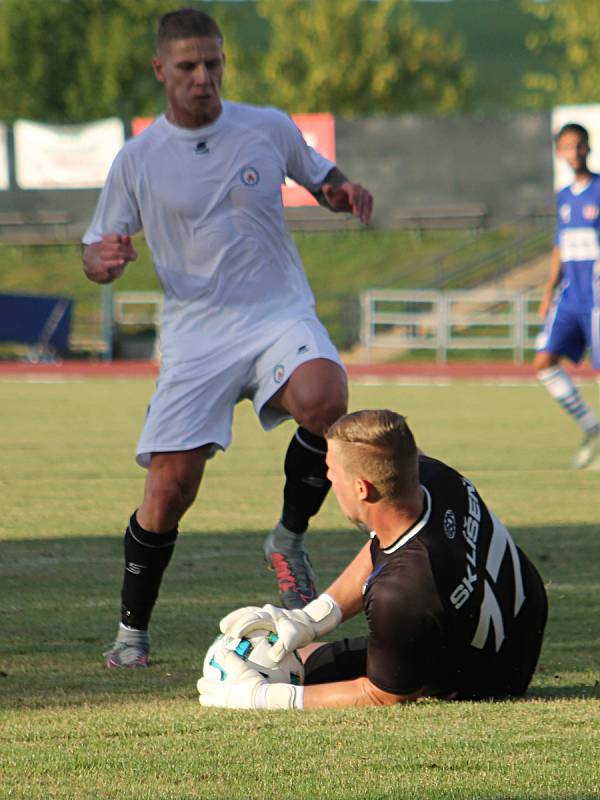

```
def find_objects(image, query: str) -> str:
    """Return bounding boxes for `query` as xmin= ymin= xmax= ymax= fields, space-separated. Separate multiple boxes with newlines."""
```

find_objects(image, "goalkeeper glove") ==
xmin=197 ymin=651 xmax=303 ymax=710
xmin=219 ymin=593 xmax=342 ymax=662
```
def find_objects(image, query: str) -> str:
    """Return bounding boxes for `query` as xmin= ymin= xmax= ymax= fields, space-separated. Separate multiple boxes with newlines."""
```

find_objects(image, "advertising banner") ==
xmin=283 ymin=113 xmax=336 ymax=207
xmin=14 ymin=118 xmax=125 ymax=189
xmin=131 ymin=117 xmax=154 ymax=137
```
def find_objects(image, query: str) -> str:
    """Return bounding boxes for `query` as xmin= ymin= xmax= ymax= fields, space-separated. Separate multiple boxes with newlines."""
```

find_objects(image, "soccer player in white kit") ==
xmin=82 ymin=8 xmax=373 ymax=667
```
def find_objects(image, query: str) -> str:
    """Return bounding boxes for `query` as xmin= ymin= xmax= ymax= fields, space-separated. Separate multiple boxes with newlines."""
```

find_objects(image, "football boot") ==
xmin=264 ymin=522 xmax=317 ymax=610
xmin=104 ymin=624 xmax=150 ymax=668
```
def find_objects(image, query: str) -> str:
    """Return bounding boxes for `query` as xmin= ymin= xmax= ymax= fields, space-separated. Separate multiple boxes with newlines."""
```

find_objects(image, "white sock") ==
xmin=538 ymin=366 xmax=600 ymax=434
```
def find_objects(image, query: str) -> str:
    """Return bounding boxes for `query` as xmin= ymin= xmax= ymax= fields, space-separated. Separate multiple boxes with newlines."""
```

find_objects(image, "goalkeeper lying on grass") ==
xmin=198 ymin=410 xmax=547 ymax=710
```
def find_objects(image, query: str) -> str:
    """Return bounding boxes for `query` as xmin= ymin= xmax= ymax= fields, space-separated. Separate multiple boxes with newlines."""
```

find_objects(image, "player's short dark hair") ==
xmin=326 ymin=409 xmax=419 ymax=503
xmin=156 ymin=7 xmax=223 ymax=52
xmin=555 ymin=123 xmax=589 ymax=144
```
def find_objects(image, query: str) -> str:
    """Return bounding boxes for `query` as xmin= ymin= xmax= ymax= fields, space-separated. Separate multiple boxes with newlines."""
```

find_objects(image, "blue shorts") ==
xmin=537 ymin=299 xmax=600 ymax=368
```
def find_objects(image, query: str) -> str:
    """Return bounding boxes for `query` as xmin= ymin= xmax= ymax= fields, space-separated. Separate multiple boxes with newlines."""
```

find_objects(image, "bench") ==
xmin=391 ymin=204 xmax=488 ymax=235
xmin=0 ymin=211 xmax=27 ymax=226
xmin=284 ymin=206 xmax=362 ymax=232
xmin=0 ymin=210 xmax=74 ymax=243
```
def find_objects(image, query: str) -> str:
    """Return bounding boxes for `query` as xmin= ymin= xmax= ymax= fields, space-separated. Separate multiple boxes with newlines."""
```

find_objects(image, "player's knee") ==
xmin=145 ymin=477 xmax=198 ymax=524
xmin=297 ymin=398 xmax=347 ymax=436
xmin=534 ymin=350 xmax=558 ymax=373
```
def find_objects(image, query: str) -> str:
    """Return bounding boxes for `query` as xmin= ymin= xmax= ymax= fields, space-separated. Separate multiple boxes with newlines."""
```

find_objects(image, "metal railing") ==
xmin=106 ymin=291 xmax=163 ymax=360
xmin=113 ymin=291 xmax=163 ymax=326
xmin=360 ymin=288 xmax=544 ymax=363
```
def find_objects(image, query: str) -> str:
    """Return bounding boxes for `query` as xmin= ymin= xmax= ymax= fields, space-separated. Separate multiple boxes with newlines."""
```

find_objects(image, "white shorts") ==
xmin=136 ymin=316 xmax=344 ymax=467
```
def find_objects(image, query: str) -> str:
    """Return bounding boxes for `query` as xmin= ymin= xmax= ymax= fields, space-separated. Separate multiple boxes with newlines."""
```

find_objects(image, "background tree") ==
xmin=224 ymin=0 xmax=471 ymax=114
xmin=0 ymin=0 xmax=174 ymax=122
xmin=0 ymin=0 xmax=471 ymax=123
xmin=522 ymin=0 xmax=600 ymax=108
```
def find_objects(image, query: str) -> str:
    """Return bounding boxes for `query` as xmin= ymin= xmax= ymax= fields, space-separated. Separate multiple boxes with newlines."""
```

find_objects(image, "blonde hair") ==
xmin=326 ymin=410 xmax=419 ymax=503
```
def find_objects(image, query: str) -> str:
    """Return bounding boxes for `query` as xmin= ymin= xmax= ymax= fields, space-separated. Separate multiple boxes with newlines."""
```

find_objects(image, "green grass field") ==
xmin=1 ymin=377 xmax=599 ymax=799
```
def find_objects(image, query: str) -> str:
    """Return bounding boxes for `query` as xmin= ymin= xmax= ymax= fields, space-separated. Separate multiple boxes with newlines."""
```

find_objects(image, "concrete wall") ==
xmin=336 ymin=111 xmax=554 ymax=226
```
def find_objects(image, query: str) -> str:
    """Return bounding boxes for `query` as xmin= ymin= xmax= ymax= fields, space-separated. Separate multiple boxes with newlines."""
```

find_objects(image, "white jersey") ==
xmin=83 ymin=101 xmax=335 ymax=365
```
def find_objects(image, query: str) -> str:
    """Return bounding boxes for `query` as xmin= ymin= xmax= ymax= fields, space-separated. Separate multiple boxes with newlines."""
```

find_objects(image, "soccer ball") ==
xmin=203 ymin=630 xmax=304 ymax=686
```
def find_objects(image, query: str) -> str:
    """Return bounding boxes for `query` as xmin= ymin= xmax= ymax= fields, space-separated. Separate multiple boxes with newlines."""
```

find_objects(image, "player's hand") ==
xmin=219 ymin=606 xmax=275 ymax=637
xmin=197 ymin=651 xmax=302 ymax=710
xmin=321 ymin=181 xmax=373 ymax=224
xmin=219 ymin=604 xmax=310 ymax=659
xmin=219 ymin=594 xmax=342 ymax=663
xmin=83 ymin=234 xmax=138 ymax=284
xmin=538 ymin=293 xmax=552 ymax=321
xmin=197 ymin=650 xmax=265 ymax=709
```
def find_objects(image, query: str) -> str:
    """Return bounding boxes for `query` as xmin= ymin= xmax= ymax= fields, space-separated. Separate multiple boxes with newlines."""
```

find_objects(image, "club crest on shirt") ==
xmin=240 ymin=166 xmax=260 ymax=186
xmin=273 ymin=363 xmax=285 ymax=383
xmin=443 ymin=509 xmax=457 ymax=540
xmin=559 ymin=204 xmax=571 ymax=223
xmin=194 ymin=141 xmax=209 ymax=155
xmin=583 ymin=204 xmax=599 ymax=221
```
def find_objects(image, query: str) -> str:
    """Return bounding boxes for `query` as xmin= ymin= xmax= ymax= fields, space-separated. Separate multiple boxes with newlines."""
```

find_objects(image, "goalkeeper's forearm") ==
xmin=254 ymin=678 xmax=412 ymax=710
xmin=324 ymin=540 xmax=373 ymax=621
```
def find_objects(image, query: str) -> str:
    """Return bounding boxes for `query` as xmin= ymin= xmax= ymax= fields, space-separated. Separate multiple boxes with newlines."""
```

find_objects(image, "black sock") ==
xmin=120 ymin=512 xmax=178 ymax=630
xmin=280 ymin=427 xmax=330 ymax=534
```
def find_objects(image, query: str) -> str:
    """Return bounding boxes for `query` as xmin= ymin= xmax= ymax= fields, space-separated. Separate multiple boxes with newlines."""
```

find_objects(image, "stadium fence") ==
xmin=360 ymin=288 xmax=544 ymax=363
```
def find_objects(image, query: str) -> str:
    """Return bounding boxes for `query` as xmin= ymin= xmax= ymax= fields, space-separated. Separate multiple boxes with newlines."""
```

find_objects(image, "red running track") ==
xmin=0 ymin=360 xmax=596 ymax=380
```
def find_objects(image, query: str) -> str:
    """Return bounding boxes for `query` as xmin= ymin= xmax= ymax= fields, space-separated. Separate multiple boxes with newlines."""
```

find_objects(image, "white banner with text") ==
xmin=14 ymin=118 xmax=125 ymax=189
xmin=0 ymin=124 xmax=9 ymax=190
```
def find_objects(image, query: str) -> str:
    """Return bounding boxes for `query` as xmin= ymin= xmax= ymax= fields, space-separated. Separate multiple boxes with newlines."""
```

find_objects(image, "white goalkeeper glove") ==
xmin=219 ymin=593 xmax=342 ymax=663
xmin=197 ymin=650 xmax=303 ymax=710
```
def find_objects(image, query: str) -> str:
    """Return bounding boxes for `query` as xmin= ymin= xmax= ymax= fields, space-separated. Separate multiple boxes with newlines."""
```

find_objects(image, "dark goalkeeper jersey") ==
xmin=363 ymin=455 xmax=547 ymax=699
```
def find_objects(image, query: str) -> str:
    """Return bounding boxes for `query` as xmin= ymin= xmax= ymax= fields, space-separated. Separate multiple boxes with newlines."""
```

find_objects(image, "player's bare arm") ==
xmin=303 ymin=675 xmax=424 ymax=709
xmin=324 ymin=540 xmax=373 ymax=620
xmin=314 ymin=166 xmax=374 ymax=225
xmin=198 ymin=646 xmax=431 ymax=710
xmin=539 ymin=244 xmax=562 ymax=320
xmin=82 ymin=234 xmax=138 ymax=285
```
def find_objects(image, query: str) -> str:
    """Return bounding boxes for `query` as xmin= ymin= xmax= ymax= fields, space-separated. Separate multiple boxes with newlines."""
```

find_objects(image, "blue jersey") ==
xmin=555 ymin=174 xmax=600 ymax=310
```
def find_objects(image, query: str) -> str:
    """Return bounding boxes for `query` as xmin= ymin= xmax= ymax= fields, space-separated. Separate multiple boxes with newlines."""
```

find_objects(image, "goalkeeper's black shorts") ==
xmin=303 ymin=637 xmax=367 ymax=685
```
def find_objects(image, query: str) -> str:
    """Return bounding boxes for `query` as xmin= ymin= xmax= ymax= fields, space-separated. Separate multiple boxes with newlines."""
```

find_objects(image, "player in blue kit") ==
xmin=535 ymin=123 xmax=600 ymax=468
